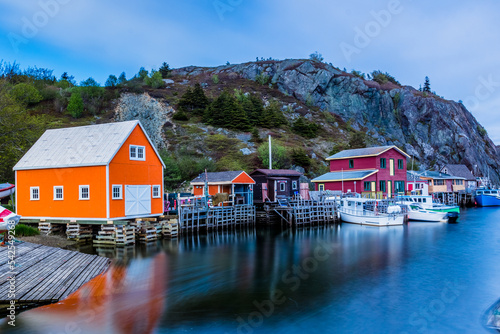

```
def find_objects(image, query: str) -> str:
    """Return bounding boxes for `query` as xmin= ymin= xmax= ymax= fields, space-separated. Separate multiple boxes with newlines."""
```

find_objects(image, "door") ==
xmin=446 ymin=180 xmax=452 ymax=192
xmin=390 ymin=159 xmax=395 ymax=176
xmin=371 ymin=182 xmax=376 ymax=192
xmin=125 ymin=185 xmax=151 ymax=216
xmin=387 ymin=181 xmax=392 ymax=198
xmin=277 ymin=180 xmax=288 ymax=197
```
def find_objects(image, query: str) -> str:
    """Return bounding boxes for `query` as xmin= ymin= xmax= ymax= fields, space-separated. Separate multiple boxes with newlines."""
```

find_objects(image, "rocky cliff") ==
xmin=173 ymin=59 xmax=500 ymax=185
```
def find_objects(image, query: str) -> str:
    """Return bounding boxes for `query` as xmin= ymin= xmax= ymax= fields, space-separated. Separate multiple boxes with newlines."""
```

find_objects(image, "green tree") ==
xmin=423 ymin=76 xmax=431 ymax=93
xmin=0 ymin=80 xmax=46 ymax=181
xmin=9 ymin=83 xmax=42 ymax=105
xmin=118 ymin=72 xmax=127 ymax=85
xmin=371 ymin=70 xmax=400 ymax=85
xmin=348 ymin=132 xmax=366 ymax=149
xmin=291 ymin=148 xmax=311 ymax=169
xmin=178 ymin=83 xmax=209 ymax=116
xmin=204 ymin=90 xmax=251 ymax=131
xmin=105 ymin=74 xmax=118 ymax=87
xmin=138 ymin=67 xmax=148 ymax=80
xmin=260 ymin=101 xmax=287 ymax=128
xmin=257 ymin=141 xmax=291 ymax=169
xmin=159 ymin=62 xmax=171 ymax=78
xmin=145 ymin=70 xmax=164 ymax=89
xmin=309 ymin=51 xmax=324 ymax=62
xmin=292 ymin=116 xmax=319 ymax=138
xmin=67 ymin=92 xmax=84 ymax=118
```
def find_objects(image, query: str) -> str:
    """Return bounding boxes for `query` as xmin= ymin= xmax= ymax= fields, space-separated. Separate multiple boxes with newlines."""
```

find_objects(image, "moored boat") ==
xmin=0 ymin=205 xmax=21 ymax=246
xmin=474 ymin=189 xmax=500 ymax=207
xmin=397 ymin=195 xmax=460 ymax=213
xmin=406 ymin=203 xmax=448 ymax=223
xmin=339 ymin=197 xmax=404 ymax=227
xmin=0 ymin=183 xmax=15 ymax=199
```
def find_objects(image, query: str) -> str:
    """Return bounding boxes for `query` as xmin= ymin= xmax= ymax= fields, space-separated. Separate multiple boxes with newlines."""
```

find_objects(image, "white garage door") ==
xmin=125 ymin=185 xmax=151 ymax=216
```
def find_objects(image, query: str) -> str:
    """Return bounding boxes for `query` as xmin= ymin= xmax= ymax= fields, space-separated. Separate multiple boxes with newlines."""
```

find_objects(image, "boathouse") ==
xmin=190 ymin=171 xmax=255 ymax=205
xmin=250 ymin=169 xmax=302 ymax=203
xmin=419 ymin=171 xmax=466 ymax=194
xmin=14 ymin=120 xmax=165 ymax=221
xmin=312 ymin=146 xmax=409 ymax=198
xmin=440 ymin=164 xmax=477 ymax=192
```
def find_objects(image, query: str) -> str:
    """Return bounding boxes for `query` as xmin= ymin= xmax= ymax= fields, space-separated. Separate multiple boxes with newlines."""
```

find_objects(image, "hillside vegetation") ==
xmin=1 ymin=59 xmax=498 ymax=190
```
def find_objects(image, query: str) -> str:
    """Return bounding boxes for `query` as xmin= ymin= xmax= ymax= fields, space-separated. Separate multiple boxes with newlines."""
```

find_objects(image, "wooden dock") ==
xmin=0 ymin=242 xmax=110 ymax=307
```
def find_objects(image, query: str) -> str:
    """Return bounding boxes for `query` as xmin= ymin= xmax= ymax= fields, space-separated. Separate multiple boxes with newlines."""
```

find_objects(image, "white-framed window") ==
xmin=292 ymin=180 xmax=298 ymax=190
xmin=152 ymin=185 xmax=161 ymax=198
xmin=112 ymin=185 xmax=123 ymax=200
xmin=319 ymin=184 xmax=325 ymax=191
xmin=79 ymin=185 xmax=90 ymax=200
xmin=53 ymin=186 xmax=64 ymax=200
xmin=30 ymin=187 xmax=40 ymax=201
xmin=130 ymin=145 xmax=146 ymax=161
xmin=279 ymin=182 xmax=286 ymax=191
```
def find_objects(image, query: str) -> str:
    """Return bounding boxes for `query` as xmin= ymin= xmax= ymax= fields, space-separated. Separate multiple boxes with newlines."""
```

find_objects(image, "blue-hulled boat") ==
xmin=475 ymin=189 xmax=500 ymax=206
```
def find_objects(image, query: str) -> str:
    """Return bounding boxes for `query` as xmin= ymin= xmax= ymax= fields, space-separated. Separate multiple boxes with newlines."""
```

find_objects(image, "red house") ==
xmin=312 ymin=146 xmax=409 ymax=198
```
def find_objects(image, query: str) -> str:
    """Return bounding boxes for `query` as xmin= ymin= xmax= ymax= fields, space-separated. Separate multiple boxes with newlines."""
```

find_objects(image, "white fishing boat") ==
xmin=0 ymin=183 xmax=15 ymax=199
xmin=406 ymin=203 xmax=448 ymax=223
xmin=397 ymin=195 xmax=459 ymax=222
xmin=339 ymin=197 xmax=404 ymax=226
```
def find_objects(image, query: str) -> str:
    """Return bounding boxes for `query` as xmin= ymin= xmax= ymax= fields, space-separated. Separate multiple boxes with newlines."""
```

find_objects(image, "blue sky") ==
xmin=1 ymin=0 xmax=500 ymax=143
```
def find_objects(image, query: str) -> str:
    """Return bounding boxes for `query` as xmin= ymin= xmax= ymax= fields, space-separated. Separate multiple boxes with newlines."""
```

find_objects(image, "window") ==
xmin=318 ymin=184 xmax=325 ymax=191
xmin=379 ymin=181 xmax=386 ymax=192
xmin=433 ymin=179 xmax=444 ymax=186
xmin=292 ymin=181 xmax=298 ymax=190
xmin=152 ymin=185 xmax=161 ymax=198
xmin=54 ymin=186 xmax=63 ymax=200
xmin=349 ymin=159 xmax=354 ymax=168
xmin=30 ymin=187 xmax=40 ymax=200
xmin=112 ymin=185 xmax=123 ymax=200
xmin=129 ymin=145 xmax=146 ymax=161
xmin=380 ymin=158 xmax=386 ymax=169
xmin=79 ymin=185 xmax=90 ymax=200
xmin=364 ymin=182 xmax=371 ymax=191
xmin=394 ymin=181 xmax=405 ymax=193
xmin=455 ymin=179 xmax=463 ymax=186
xmin=280 ymin=182 xmax=286 ymax=191
xmin=390 ymin=159 xmax=394 ymax=176
xmin=398 ymin=159 xmax=404 ymax=169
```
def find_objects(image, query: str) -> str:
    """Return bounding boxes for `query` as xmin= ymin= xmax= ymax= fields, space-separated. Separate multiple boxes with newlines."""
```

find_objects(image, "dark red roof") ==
xmin=250 ymin=169 xmax=302 ymax=177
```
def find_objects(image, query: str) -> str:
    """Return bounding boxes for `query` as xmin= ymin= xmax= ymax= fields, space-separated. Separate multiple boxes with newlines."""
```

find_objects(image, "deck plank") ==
xmin=0 ymin=242 xmax=110 ymax=305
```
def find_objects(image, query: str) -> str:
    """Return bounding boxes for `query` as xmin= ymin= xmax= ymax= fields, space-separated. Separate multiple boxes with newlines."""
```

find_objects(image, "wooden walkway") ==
xmin=0 ymin=242 xmax=110 ymax=306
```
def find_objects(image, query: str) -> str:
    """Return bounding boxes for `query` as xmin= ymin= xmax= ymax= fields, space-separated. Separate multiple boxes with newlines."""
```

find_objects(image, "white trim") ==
xmin=112 ymin=184 xmax=123 ymax=200
xmin=152 ymin=185 xmax=161 ymax=198
xmin=106 ymin=165 xmax=110 ymax=218
xmin=20 ymin=213 xmax=163 ymax=221
xmin=129 ymin=145 xmax=146 ymax=161
xmin=53 ymin=186 xmax=64 ymax=200
xmin=30 ymin=186 xmax=40 ymax=201
xmin=79 ymin=185 xmax=90 ymax=200
xmin=161 ymin=171 xmax=164 ymax=213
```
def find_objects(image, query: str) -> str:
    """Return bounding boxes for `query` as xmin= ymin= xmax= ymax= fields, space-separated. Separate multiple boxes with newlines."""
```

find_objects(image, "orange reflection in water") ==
xmin=18 ymin=252 xmax=167 ymax=334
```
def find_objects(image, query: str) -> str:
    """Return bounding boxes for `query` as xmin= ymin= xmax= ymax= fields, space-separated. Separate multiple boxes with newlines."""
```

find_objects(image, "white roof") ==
xmin=13 ymin=120 xmax=164 ymax=170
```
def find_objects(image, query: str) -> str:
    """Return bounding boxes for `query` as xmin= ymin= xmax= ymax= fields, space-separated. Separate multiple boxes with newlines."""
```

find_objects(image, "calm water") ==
xmin=2 ymin=208 xmax=500 ymax=333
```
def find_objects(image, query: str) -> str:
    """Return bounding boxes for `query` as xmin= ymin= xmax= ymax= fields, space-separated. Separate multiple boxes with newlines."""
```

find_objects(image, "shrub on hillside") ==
xmin=292 ymin=116 xmax=319 ymax=138
xmin=258 ymin=142 xmax=291 ymax=169
xmin=67 ymin=92 xmax=84 ymax=118
xmin=9 ymin=83 xmax=42 ymax=105
xmin=371 ymin=70 xmax=400 ymax=85
xmin=145 ymin=70 xmax=165 ymax=89
xmin=177 ymin=83 xmax=209 ymax=116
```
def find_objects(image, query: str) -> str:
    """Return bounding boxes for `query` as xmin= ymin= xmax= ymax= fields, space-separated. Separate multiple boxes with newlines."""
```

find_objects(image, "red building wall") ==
xmin=318 ymin=148 xmax=407 ymax=195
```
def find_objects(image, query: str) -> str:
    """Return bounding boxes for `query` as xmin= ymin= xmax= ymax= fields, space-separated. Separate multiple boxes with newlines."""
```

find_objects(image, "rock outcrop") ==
xmin=173 ymin=60 xmax=500 ymax=185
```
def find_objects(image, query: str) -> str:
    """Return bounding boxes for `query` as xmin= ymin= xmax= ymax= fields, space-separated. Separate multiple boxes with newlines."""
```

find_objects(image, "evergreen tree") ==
xmin=204 ymin=91 xmax=251 ymax=131
xmin=118 ymin=72 xmax=127 ymax=85
xmin=105 ymin=74 xmax=118 ymax=87
xmin=423 ymin=76 xmax=431 ymax=93
xmin=178 ymin=83 xmax=209 ymax=116
xmin=159 ymin=62 xmax=171 ymax=78
xmin=260 ymin=101 xmax=287 ymax=128
xmin=292 ymin=116 xmax=319 ymax=138
xmin=349 ymin=132 xmax=366 ymax=149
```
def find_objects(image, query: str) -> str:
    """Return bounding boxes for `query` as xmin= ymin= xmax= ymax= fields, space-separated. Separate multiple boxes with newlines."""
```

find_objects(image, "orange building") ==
xmin=14 ymin=121 xmax=165 ymax=221
xmin=190 ymin=171 xmax=255 ymax=205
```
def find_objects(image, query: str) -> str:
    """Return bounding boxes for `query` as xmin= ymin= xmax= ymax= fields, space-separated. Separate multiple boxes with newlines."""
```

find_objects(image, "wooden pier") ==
xmin=257 ymin=197 xmax=339 ymax=226
xmin=0 ymin=242 xmax=110 ymax=308
xmin=179 ymin=203 xmax=255 ymax=232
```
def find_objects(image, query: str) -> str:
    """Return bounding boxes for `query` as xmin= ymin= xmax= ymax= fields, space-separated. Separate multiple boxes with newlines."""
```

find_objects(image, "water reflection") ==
xmin=5 ymin=252 xmax=166 ymax=333
xmin=2 ymin=212 xmax=497 ymax=333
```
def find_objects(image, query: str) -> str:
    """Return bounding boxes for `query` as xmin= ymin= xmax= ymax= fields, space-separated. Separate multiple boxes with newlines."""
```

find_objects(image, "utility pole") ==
xmin=268 ymin=135 xmax=272 ymax=169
